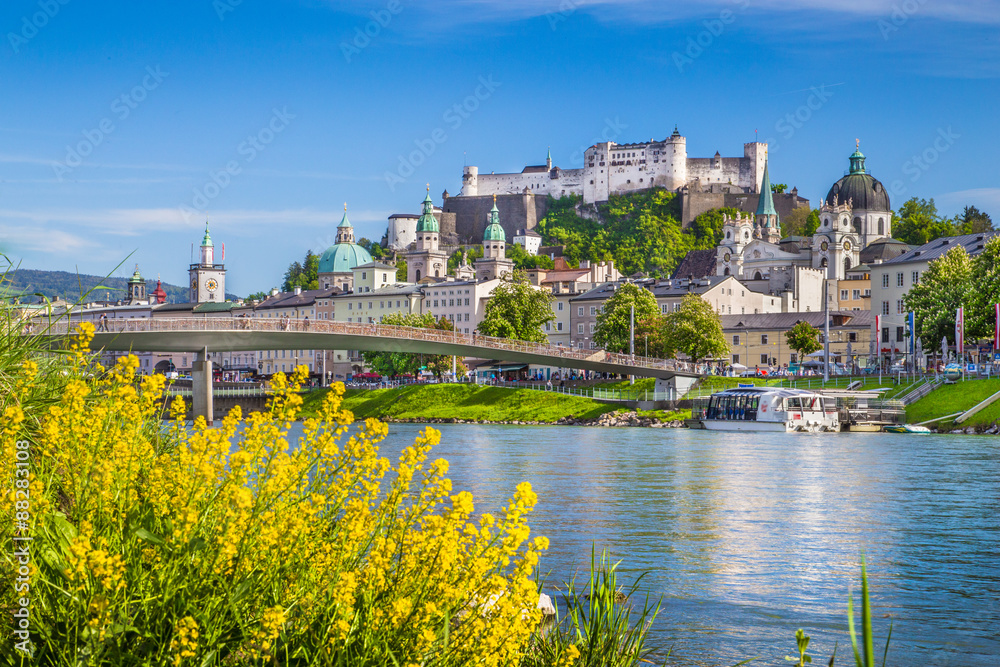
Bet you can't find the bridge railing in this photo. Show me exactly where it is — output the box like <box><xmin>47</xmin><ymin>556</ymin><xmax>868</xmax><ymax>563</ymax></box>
<box><xmin>44</xmin><ymin>317</ymin><xmax>701</xmax><ymax>376</ymax></box>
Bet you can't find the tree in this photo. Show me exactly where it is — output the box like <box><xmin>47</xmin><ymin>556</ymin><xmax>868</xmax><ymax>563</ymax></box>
<box><xmin>357</xmin><ymin>238</ymin><xmax>386</xmax><ymax>260</ymax></box>
<box><xmin>782</xmin><ymin>207</ymin><xmax>820</xmax><ymax>238</ymax></box>
<box><xmin>506</xmin><ymin>242</ymin><xmax>555</xmax><ymax>270</ymax></box>
<box><xmin>967</xmin><ymin>236</ymin><xmax>1000</xmax><ymax>339</ymax></box>
<box><xmin>477</xmin><ymin>271</ymin><xmax>554</xmax><ymax>343</ymax></box>
<box><xmin>689</xmin><ymin>207</ymin><xmax>743</xmax><ymax>249</ymax></box>
<box><xmin>282</xmin><ymin>250</ymin><xmax>319</xmax><ymax>291</ymax></box>
<box><xmin>593</xmin><ymin>282</ymin><xmax>659</xmax><ymax>353</ymax></box>
<box><xmin>785</xmin><ymin>320</ymin><xmax>821</xmax><ymax>362</ymax></box>
<box><xmin>771</xmin><ymin>183</ymin><xmax>788</xmax><ymax>194</ymax></box>
<box><xmin>954</xmin><ymin>205</ymin><xmax>994</xmax><ymax>235</ymax></box>
<box><xmin>893</xmin><ymin>198</ymin><xmax>955</xmax><ymax>246</ymax></box>
<box><xmin>245</xmin><ymin>291</ymin><xmax>270</xmax><ymax>303</ymax></box>
<box><xmin>903</xmin><ymin>245</ymin><xmax>974</xmax><ymax>349</ymax></box>
<box><xmin>395</xmin><ymin>257</ymin><xmax>407</xmax><ymax>282</ymax></box>
<box><xmin>447</xmin><ymin>246</ymin><xmax>483</xmax><ymax>273</ymax></box>
<box><xmin>660</xmin><ymin>293</ymin><xmax>728</xmax><ymax>364</ymax></box>
<box><xmin>361</xmin><ymin>313</ymin><xmax>458</xmax><ymax>378</ymax></box>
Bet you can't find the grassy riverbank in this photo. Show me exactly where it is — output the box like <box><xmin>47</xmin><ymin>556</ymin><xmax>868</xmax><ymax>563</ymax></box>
<box><xmin>906</xmin><ymin>378</ymin><xmax>1000</xmax><ymax>428</ymax></box>
<box><xmin>300</xmin><ymin>384</ymin><xmax>621</xmax><ymax>423</ymax></box>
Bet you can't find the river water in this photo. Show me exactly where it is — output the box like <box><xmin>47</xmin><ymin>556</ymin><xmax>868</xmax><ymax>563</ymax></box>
<box><xmin>284</xmin><ymin>423</ymin><xmax>999</xmax><ymax>666</ymax></box>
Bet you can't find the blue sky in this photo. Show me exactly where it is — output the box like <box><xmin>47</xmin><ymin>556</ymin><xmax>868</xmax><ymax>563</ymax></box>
<box><xmin>1</xmin><ymin>0</ymin><xmax>998</xmax><ymax>295</ymax></box>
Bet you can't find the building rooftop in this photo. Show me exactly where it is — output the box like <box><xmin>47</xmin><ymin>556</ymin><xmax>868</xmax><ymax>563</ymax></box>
<box><xmin>721</xmin><ymin>310</ymin><xmax>872</xmax><ymax>331</ymax></box>
<box><xmin>671</xmin><ymin>248</ymin><xmax>717</xmax><ymax>280</ymax></box>
<box><xmin>880</xmin><ymin>232</ymin><xmax>1000</xmax><ymax>266</ymax></box>
<box><xmin>355</xmin><ymin>261</ymin><xmax>398</xmax><ymax>271</ymax></box>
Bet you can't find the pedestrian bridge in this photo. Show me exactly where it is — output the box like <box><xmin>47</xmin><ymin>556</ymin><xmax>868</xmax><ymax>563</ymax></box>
<box><xmin>44</xmin><ymin>317</ymin><xmax>700</xmax><ymax>381</ymax></box>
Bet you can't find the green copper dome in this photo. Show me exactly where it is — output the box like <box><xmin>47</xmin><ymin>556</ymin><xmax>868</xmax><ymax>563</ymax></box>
<box><xmin>318</xmin><ymin>243</ymin><xmax>372</xmax><ymax>274</ymax></box>
<box><xmin>129</xmin><ymin>265</ymin><xmax>144</xmax><ymax>283</ymax></box>
<box><xmin>826</xmin><ymin>144</ymin><xmax>891</xmax><ymax>211</ymax></box>
<box><xmin>201</xmin><ymin>222</ymin><xmax>214</xmax><ymax>247</ymax></box>
<box><xmin>416</xmin><ymin>190</ymin><xmax>439</xmax><ymax>233</ymax></box>
<box><xmin>483</xmin><ymin>200</ymin><xmax>506</xmax><ymax>242</ymax></box>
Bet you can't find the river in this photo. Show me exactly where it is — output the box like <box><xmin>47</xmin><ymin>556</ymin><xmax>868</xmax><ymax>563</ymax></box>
<box><xmin>281</xmin><ymin>423</ymin><xmax>999</xmax><ymax>666</ymax></box>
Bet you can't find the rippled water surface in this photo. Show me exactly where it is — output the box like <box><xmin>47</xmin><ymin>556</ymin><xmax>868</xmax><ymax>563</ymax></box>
<box><xmin>289</xmin><ymin>423</ymin><xmax>1000</xmax><ymax>665</ymax></box>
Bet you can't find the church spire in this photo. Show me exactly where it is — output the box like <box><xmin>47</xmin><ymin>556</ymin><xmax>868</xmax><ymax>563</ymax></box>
<box><xmin>336</xmin><ymin>203</ymin><xmax>355</xmax><ymax>244</ymax></box>
<box><xmin>755</xmin><ymin>157</ymin><xmax>780</xmax><ymax>242</ymax></box>
<box><xmin>416</xmin><ymin>184</ymin><xmax>439</xmax><ymax>233</ymax></box>
<box><xmin>849</xmin><ymin>139</ymin><xmax>867</xmax><ymax>175</ymax></box>
<box><xmin>546</xmin><ymin>146</ymin><xmax>552</xmax><ymax>170</ymax></box>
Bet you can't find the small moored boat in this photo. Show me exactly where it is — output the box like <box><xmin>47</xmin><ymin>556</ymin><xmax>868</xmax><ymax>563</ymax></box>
<box><xmin>699</xmin><ymin>387</ymin><xmax>840</xmax><ymax>433</ymax></box>
<box><xmin>883</xmin><ymin>424</ymin><xmax>932</xmax><ymax>434</ymax></box>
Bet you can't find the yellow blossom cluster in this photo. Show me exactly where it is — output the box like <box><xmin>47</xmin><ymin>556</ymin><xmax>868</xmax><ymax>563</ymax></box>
<box><xmin>0</xmin><ymin>324</ymin><xmax>551</xmax><ymax>665</ymax></box>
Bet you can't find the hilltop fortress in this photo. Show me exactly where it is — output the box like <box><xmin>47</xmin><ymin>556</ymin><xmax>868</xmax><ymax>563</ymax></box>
<box><xmin>385</xmin><ymin>128</ymin><xmax>809</xmax><ymax>249</ymax></box>
<box><xmin>459</xmin><ymin>126</ymin><xmax>768</xmax><ymax>204</ymax></box>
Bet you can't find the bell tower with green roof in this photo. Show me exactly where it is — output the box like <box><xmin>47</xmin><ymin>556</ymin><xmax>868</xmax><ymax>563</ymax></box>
<box><xmin>406</xmin><ymin>186</ymin><xmax>449</xmax><ymax>283</ymax></box>
<box><xmin>475</xmin><ymin>195</ymin><xmax>514</xmax><ymax>282</ymax></box>
<box><xmin>189</xmin><ymin>220</ymin><xmax>226</xmax><ymax>303</ymax></box>
<box><xmin>127</xmin><ymin>264</ymin><xmax>147</xmax><ymax>304</ymax></box>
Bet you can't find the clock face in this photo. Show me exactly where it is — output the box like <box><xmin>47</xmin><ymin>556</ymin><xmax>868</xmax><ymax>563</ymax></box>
<box><xmin>206</xmin><ymin>279</ymin><xmax>219</xmax><ymax>292</ymax></box>
<box><xmin>821</xmin><ymin>241</ymin><xmax>829</xmax><ymax>251</ymax></box>
<box><xmin>724</xmin><ymin>252</ymin><xmax>731</xmax><ymax>262</ymax></box>
<box><xmin>844</xmin><ymin>240</ymin><xmax>852</xmax><ymax>251</ymax></box>
<box><xmin>191</xmin><ymin>277</ymin><xmax>198</xmax><ymax>289</ymax></box>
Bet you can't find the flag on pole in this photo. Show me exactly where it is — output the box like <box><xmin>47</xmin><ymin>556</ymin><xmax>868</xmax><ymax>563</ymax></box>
<box><xmin>875</xmin><ymin>314</ymin><xmax>881</xmax><ymax>353</ymax></box>
<box><xmin>995</xmin><ymin>303</ymin><xmax>999</xmax><ymax>351</ymax></box>
<box><xmin>222</xmin><ymin>242</ymin><xmax>225</xmax><ymax>262</ymax></box>
<box><xmin>956</xmin><ymin>306</ymin><xmax>965</xmax><ymax>362</ymax></box>
<box><xmin>908</xmin><ymin>311</ymin><xmax>915</xmax><ymax>356</ymax></box>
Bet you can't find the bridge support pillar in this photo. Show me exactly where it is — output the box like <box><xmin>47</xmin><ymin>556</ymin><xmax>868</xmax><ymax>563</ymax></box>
<box><xmin>192</xmin><ymin>348</ymin><xmax>214</xmax><ymax>426</ymax></box>
<box><xmin>656</xmin><ymin>376</ymin><xmax>698</xmax><ymax>401</ymax></box>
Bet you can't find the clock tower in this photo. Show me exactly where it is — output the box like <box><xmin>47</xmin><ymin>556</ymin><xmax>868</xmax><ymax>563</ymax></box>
<box><xmin>189</xmin><ymin>222</ymin><xmax>226</xmax><ymax>303</ymax></box>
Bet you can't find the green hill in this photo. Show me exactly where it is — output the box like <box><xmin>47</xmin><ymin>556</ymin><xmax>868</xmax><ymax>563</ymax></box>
<box><xmin>906</xmin><ymin>378</ymin><xmax>1000</xmax><ymax>428</ymax></box>
<box><xmin>5</xmin><ymin>269</ymin><xmax>238</xmax><ymax>304</ymax></box>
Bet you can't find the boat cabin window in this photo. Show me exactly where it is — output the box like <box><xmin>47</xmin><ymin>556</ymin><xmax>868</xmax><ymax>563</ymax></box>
<box><xmin>787</xmin><ymin>397</ymin><xmax>801</xmax><ymax>409</ymax></box>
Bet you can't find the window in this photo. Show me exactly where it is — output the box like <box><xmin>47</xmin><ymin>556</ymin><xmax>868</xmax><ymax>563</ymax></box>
<box><xmin>882</xmin><ymin>301</ymin><xmax>890</xmax><ymax>315</ymax></box>
<box><xmin>761</xmin><ymin>354</ymin><xmax>769</xmax><ymax>364</ymax></box>
<box><xmin>849</xmin><ymin>332</ymin><xmax>857</xmax><ymax>342</ymax></box>
<box><xmin>578</xmin><ymin>307</ymin><xmax>584</xmax><ymax>316</ymax></box>
<box><xmin>896</xmin><ymin>326</ymin><xmax>904</xmax><ymax>342</ymax></box>
<box><xmin>912</xmin><ymin>271</ymin><xmax>919</xmax><ymax>285</ymax></box>
<box><xmin>590</xmin><ymin>307</ymin><xmax>597</xmax><ymax>316</ymax></box>
<box><xmin>853</xmin><ymin>289</ymin><xmax>861</xmax><ymax>300</ymax></box>
<box><xmin>673</xmin><ymin>303</ymin><xmax>681</xmax><ymax>312</ymax></box>
<box><xmin>465</xmin><ymin>298</ymin><xmax>470</xmax><ymax>306</ymax></box>
<box><xmin>589</xmin><ymin>323</ymin><xmax>596</xmax><ymax>333</ymax></box>
<box><xmin>761</xmin><ymin>334</ymin><xmax>768</xmax><ymax>345</ymax></box>
<box><xmin>557</xmin><ymin>322</ymin><xmax>563</xmax><ymax>331</ymax></box>
<box><xmin>661</xmin><ymin>304</ymin><xmax>668</xmax><ymax>314</ymax></box>
<box><xmin>380</xmin><ymin>301</ymin><xmax>384</xmax><ymax>309</ymax></box>
<box><xmin>348</xmin><ymin>302</ymin><xmax>353</xmax><ymax>310</ymax></box>
<box><xmin>840</xmin><ymin>290</ymin><xmax>848</xmax><ymax>301</ymax></box>
<box><xmin>557</xmin><ymin>302</ymin><xmax>563</xmax><ymax>311</ymax></box>
<box><xmin>464</xmin><ymin>313</ymin><xmax>469</xmax><ymax>321</ymax></box>
<box><xmin>790</xmin><ymin>353</ymin><xmax>797</xmax><ymax>363</ymax></box>
<box><xmin>897</xmin><ymin>272</ymin><xmax>904</xmax><ymax>287</ymax></box>
<box><xmin>368</xmin><ymin>302</ymin><xmax>372</xmax><ymax>309</ymax></box>
<box><xmin>733</xmin><ymin>354</ymin><xmax>741</xmax><ymax>364</ymax></box>
<box><xmin>545</xmin><ymin>322</ymin><xmax>551</xmax><ymax>331</ymax></box>
<box><xmin>732</xmin><ymin>334</ymin><xmax>740</xmax><ymax>345</ymax></box>
<box><xmin>882</xmin><ymin>274</ymin><xmax>889</xmax><ymax>288</ymax></box>
<box><xmin>433</xmin><ymin>300</ymin><xmax>438</xmax><ymax>307</ymax></box>
<box><xmin>882</xmin><ymin>327</ymin><xmax>890</xmax><ymax>343</ymax></box>
<box><xmin>362</xmin><ymin>272</ymin><xmax>367</xmax><ymax>280</ymax></box>
<box><xmin>897</xmin><ymin>300</ymin><xmax>904</xmax><ymax>314</ymax></box>
<box><xmin>577</xmin><ymin>324</ymin><xmax>584</xmax><ymax>334</ymax></box>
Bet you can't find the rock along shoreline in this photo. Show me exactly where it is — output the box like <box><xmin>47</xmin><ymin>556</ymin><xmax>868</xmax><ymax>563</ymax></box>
<box><xmin>381</xmin><ymin>411</ymin><xmax>687</xmax><ymax>428</ymax></box>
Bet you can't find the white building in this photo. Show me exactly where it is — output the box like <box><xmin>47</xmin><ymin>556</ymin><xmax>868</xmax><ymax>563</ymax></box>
<box><xmin>459</xmin><ymin>131</ymin><xmax>766</xmax><ymax>204</ymax></box>
<box><xmin>513</xmin><ymin>228</ymin><xmax>542</xmax><ymax>256</ymax></box>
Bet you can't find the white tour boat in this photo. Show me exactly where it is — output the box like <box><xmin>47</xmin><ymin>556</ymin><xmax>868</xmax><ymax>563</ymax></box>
<box><xmin>699</xmin><ymin>387</ymin><xmax>841</xmax><ymax>432</ymax></box>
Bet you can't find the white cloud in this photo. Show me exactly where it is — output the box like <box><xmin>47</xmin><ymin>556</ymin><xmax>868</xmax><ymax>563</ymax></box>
<box><xmin>0</xmin><ymin>225</ymin><xmax>100</xmax><ymax>255</ymax></box>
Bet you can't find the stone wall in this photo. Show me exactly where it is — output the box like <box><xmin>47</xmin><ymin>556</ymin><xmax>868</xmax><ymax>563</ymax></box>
<box><xmin>442</xmin><ymin>192</ymin><xmax>550</xmax><ymax>244</ymax></box>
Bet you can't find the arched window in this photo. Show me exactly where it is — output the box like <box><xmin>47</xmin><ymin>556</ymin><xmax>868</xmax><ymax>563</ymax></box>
<box><xmin>878</xmin><ymin>218</ymin><xmax>884</xmax><ymax>235</ymax></box>
<box><xmin>853</xmin><ymin>217</ymin><xmax>862</xmax><ymax>234</ymax></box>
<box><xmin>844</xmin><ymin>257</ymin><xmax>852</xmax><ymax>273</ymax></box>
<box><xmin>820</xmin><ymin>258</ymin><xmax>828</xmax><ymax>268</ymax></box>
<box><xmin>415</xmin><ymin>269</ymin><xmax>421</xmax><ymax>281</ymax></box>
<box><xmin>723</xmin><ymin>267</ymin><xmax>730</xmax><ymax>276</ymax></box>
<box><xmin>753</xmin><ymin>271</ymin><xmax>763</xmax><ymax>280</ymax></box>
<box><xmin>435</xmin><ymin>270</ymin><xmax>440</xmax><ymax>277</ymax></box>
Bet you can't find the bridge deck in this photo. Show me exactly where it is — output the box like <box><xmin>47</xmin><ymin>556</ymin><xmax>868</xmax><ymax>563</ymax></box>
<box><xmin>41</xmin><ymin>317</ymin><xmax>700</xmax><ymax>380</ymax></box>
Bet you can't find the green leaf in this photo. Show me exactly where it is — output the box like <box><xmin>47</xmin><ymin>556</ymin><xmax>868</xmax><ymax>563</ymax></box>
<box><xmin>134</xmin><ymin>527</ymin><xmax>166</xmax><ymax>546</ymax></box>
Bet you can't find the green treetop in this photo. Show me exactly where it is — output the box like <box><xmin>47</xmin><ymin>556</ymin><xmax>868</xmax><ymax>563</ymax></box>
<box><xmin>476</xmin><ymin>271</ymin><xmax>554</xmax><ymax>343</ymax></box>
<box><xmin>660</xmin><ymin>293</ymin><xmax>728</xmax><ymax>364</ymax></box>
<box><xmin>892</xmin><ymin>198</ymin><xmax>955</xmax><ymax>246</ymax></box>
<box><xmin>593</xmin><ymin>282</ymin><xmax>659</xmax><ymax>354</ymax></box>
<box><xmin>970</xmin><ymin>236</ymin><xmax>1000</xmax><ymax>339</ymax></box>
<box><xmin>904</xmin><ymin>245</ymin><xmax>974</xmax><ymax>349</ymax></box>
<box><xmin>785</xmin><ymin>320</ymin><xmax>822</xmax><ymax>361</ymax></box>
<box><xmin>362</xmin><ymin>312</ymin><xmax>459</xmax><ymax>379</ymax></box>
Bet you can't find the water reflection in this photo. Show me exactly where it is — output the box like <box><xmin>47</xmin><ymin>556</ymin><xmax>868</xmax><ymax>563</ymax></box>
<box><xmin>278</xmin><ymin>422</ymin><xmax>999</xmax><ymax>666</ymax></box>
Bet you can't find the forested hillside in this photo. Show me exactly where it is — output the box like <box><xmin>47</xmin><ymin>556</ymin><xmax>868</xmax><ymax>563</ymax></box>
<box><xmin>5</xmin><ymin>269</ymin><xmax>237</xmax><ymax>304</ymax></box>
